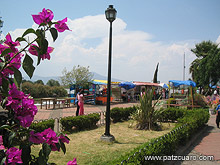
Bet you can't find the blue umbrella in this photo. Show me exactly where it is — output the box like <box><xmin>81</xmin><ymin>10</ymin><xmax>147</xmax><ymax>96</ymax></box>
<box><xmin>209</xmin><ymin>83</ymin><xmax>217</xmax><ymax>88</ymax></box>
<box><xmin>118</xmin><ymin>82</ymin><xmax>136</xmax><ymax>90</ymax></box>
<box><xmin>159</xmin><ymin>83</ymin><xmax>169</xmax><ymax>88</ymax></box>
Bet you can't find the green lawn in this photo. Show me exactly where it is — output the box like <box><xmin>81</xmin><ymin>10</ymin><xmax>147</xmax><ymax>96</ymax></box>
<box><xmin>32</xmin><ymin>121</ymin><xmax>175</xmax><ymax>165</ymax></box>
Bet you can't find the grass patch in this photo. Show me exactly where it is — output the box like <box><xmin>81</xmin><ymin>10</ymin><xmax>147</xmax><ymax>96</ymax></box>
<box><xmin>32</xmin><ymin>121</ymin><xmax>175</xmax><ymax>165</ymax></box>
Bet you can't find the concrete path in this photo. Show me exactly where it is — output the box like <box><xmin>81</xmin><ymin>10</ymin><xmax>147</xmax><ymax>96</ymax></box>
<box><xmin>34</xmin><ymin>102</ymin><xmax>139</xmax><ymax>121</ymax></box>
<box><xmin>175</xmin><ymin>114</ymin><xmax>220</xmax><ymax>165</ymax></box>
<box><xmin>35</xmin><ymin>103</ymin><xmax>220</xmax><ymax>164</ymax></box>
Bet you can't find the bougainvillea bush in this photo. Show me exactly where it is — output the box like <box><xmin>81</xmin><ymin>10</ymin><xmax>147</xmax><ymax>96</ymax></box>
<box><xmin>0</xmin><ymin>8</ymin><xmax>77</xmax><ymax>164</ymax></box>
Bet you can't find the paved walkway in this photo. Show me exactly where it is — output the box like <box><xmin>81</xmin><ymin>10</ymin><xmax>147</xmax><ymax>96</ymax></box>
<box><xmin>34</xmin><ymin>102</ymin><xmax>139</xmax><ymax>121</ymax></box>
<box><xmin>176</xmin><ymin>114</ymin><xmax>220</xmax><ymax>165</ymax></box>
<box><xmin>34</xmin><ymin>103</ymin><xmax>220</xmax><ymax>164</ymax></box>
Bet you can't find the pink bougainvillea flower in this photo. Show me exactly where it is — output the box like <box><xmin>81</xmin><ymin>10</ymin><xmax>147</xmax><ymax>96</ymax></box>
<box><xmin>29</xmin><ymin>131</ymin><xmax>45</xmax><ymax>144</ymax></box>
<box><xmin>6</xmin><ymin>147</ymin><xmax>23</xmax><ymax>164</ymax></box>
<box><xmin>28</xmin><ymin>44</ymin><xmax>38</xmax><ymax>56</ymax></box>
<box><xmin>17</xmin><ymin>115</ymin><xmax>34</xmax><ymax>128</ymax></box>
<box><xmin>41</xmin><ymin>46</ymin><xmax>54</xmax><ymax>60</ymax></box>
<box><xmin>67</xmin><ymin>158</ymin><xmax>77</xmax><ymax>165</ymax></box>
<box><xmin>0</xmin><ymin>44</ymin><xmax>8</xmax><ymax>54</ymax></box>
<box><xmin>28</xmin><ymin>44</ymin><xmax>54</xmax><ymax>60</ymax></box>
<box><xmin>0</xmin><ymin>136</ymin><xmax>5</xmax><ymax>150</ymax></box>
<box><xmin>40</xmin><ymin>128</ymin><xmax>60</xmax><ymax>151</ymax></box>
<box><xmin>8</xmin><ymin>83</ymin><xmax>24</xmax><ymax>100</ymax></box>
<box><xmin>32</xmin><ymin>8</ymin><xmax>54</xmax><ymax>25</ymax></box>
<box><xmin>6</xmin><ymin>83</ymin><xmax>38</xmax><ymax>128</ymax></box>
<box><xmin>4</xmin><ymin>33</ymin><xmax>20</xmax><ymax>52</ymax></box>
<box><xmin>55</xmin><ymin>17</ymin><xmax>71</xmax><ymax>32</ymax></box>
<box><xmin>41</xmin><ymin>128</ymin><xmax>59</xmax><ymax>144</ymax></box>
<box><xmin>59</xmin><ymin>134</ymin><xmax>69</xmax><ymax>144</ymax></box>
<box><xmin>1</xmin><ymin>52</ymin><xmax>23</xmax><ymax>79</ymax></box>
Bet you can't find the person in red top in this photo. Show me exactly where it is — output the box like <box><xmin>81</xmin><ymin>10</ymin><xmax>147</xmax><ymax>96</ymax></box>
<box><xmin>181</xmin><ymin>88</ymin><xmax>184</xmax><ymax>95</ymax></box>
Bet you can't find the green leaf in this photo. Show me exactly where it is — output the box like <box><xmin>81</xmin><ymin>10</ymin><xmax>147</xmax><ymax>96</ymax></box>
<box><xmin>37</xmin><ymin>39</ymin><xmax>48</xmax><ymax>66</ymax></box>
<box><xmin>50</xmin><ymin>28</ymin><xmax>58</xmax><ymax>42</ymax></box>
<box><xmin>22</xmin><ymin>28</ymin><xmax>36</xmax><ymax>38</ymax></box>
<box><xmin>8</xmin><ymin>132</ymin><xmax>16</xmax><ymax>146</ymax></box>
<box><xmin>38</xmin><ymin>22</ymin><xmax>47</xmax><ymax>28</ymax></box>
<box><xmin>0</xmin><ymin>58</ymin><xmax>4</xmax><ymax>69</ymax></box>
<box><xmin>22</xmin><ymin>54</ymin><xmax>35</xmax><ymax>78</ymax></box>
<box><xmin>20</xmin><ymin>144</ymin><xmax>31</xmax><ymax>164</ymax></box>
<box><xmin>38</xmin><ymin>149</ymin><xmax>47</xmax><ymax>165</ymax></box>
<box><xmin>42</xmin><ymin>39</ymin><xmax>48</xmax><ymax>55</ymax></box>
<box><xmin>0</xmin><ymin>125</ymin><xmax>11</xmax><ymax>130</ymax></box>
<box><xmin>1</xmin><ymin>48</ymin><xmax>12</xmax><ymax>57</ymax></box>
<box><xmin>37</xmin><ymin>54</ymin><xmax>41</xmax><ymax>66</ymax></box>
<box><xmin>16</xmin><ymin>37</ymin><xmax>27</xmax><ymax>42</ymax></box>
<box><xmin>42</xmin><ymin>143</ymin><xmax>51</xmax><ymax>158</ymax></box>
<box><xmin>1</xmin><ymin>157</ymin><xmax>6</xmax><ymax>165</ymax></box>
<box><xmin>13</xmin><ymin>68</ymin><xmax>22</xmax><ymax>88</ymax></box>
<box><xmin>2</xmin><ymin>78</ymin><xmax>9</xmax><ymax>96</ymax></box>
<box><xmin>59</xmin><ymin>140</ymin><xmax>66</xmax><ymax>154</ymax></box>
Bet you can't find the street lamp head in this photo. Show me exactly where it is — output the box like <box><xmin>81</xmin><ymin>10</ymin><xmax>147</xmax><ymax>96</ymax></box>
<box><xmin>105</xmin><ymin>5</ymin><xmax>117</xmax><ymax>22</ymax></box>
<box><xmin>0</xmin><ymin>17</ymin><xmax>3</xmax><ymax>28</ymax></box>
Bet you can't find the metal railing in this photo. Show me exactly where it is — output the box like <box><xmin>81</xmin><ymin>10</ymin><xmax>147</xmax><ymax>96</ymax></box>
<box><xmin>33</xmin><ymin>111</ymin><xmax>106</xmax><ymax>133</ymax></box>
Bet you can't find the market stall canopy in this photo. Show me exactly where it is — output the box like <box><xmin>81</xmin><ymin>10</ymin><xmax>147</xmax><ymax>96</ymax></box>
<box><xmin>118</xmin><ymin>82</ymin><xmax>136</xmax><ymax>90</ymax></box>
<box><xmin>169</xmin><ymin>80</ymin><xmax>196</xmax><ymax>87</ymax></box>
<box><xmin>133</xmin><ymin>81</ymin><xmax>161</xmax><ymax>87</ymax></box>
<box><xmin>93</xmin><ymin>79</ymin><xmax>120</xmax><ymax>85</ymax></box>
<box><xmin>93</xmin><ymin>79</ymin><xmax>107</xmax><ymax>85</ymax></box>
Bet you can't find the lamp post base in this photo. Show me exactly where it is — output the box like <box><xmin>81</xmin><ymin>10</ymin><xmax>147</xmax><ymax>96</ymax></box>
<box><xmin>100</xmin><ymin>134</ymin><xmax>115</xmax><ymax>142</ymax></box>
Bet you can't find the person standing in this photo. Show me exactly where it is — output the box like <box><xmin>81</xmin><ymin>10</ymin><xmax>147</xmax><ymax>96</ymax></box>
<box><xmin>75</xmin><ymin>89</ymin><xmax>82</xmax><ymax>116</ymax></box>
<box><xmin>216</xmin><ymin>101</ymin><xmax>220</xmax><ymax>128</ymax></box>
<box><xmin>78</xmin><ymin>89</ymin><xmax>84</xmax><ymax>116</ymax></box>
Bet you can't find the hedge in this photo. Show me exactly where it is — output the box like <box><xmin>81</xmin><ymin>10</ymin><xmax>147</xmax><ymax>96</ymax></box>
<box><xmin>60</xmin><ymin>113</ymin><xmax>100</xmax><ymax>132</ymax></box>
<box><xmin>109</xmin><ymin>108</ymin><xmax>210</xmax><ymax>165</ymax></box>
<box><xmin>158</xmin><ymin>107</ymin><xmax>186</xmax><ymax>122</ymax></box>
<box><xmin>110</xmin><ymin>106</ymin><xmax>137</xmax><ymax>123</ymax></box>
<box><xmin>30</xmin><ymin>119</ymin><xmax>55</xmax><ymax>133</ymax></box>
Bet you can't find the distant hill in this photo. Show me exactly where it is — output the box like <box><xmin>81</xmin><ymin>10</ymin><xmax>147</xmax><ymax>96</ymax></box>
<box><xmin>92</xmin><ymin>72</ymin><xmax>123</xmax><ymax>82</ymax></box>
<box><xmin>23</xmin><ymin>72</ymin><xmax>123</xmax><ymax>84</ymax></box>
<box><xmin>23</xmin><ymin>75</ymin><xmax>59</xmax><ymax>84</ymax></box>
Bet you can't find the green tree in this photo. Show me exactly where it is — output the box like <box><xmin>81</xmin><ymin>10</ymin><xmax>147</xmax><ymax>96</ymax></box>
<box><xmin>47</xmin><ymin>79</ymin><xmax>60</xmax><ymax>87</ymax></box>
<box><xmin>34</xmin><ymin>80</ymin><xmax>44</xmax><ymax>85</ymax></box>
<box><xmin>60</xmin><ymin>65</ymin><xmax>94</xmax><ymax>88</ymax></box>
<box><xmin>190</xmin><ymin>41</ymin><xmax>220</xmax><ymax>87</ymax></box>
<box><xmin>22</xmin><ymin>82</ymin><xmax>36</xmax><ymax>96</ymax></box>
<box><xmin>50</xmin><ymin>86</ymin><xmax>67</xmax><ymax>97</ymax></box>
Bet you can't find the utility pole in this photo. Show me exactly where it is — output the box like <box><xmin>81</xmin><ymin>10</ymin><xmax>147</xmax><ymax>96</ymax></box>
<box><xmin>183</xmin><ymin>53</ymin><xmax>185</xmax><ymax>81</ymax></box>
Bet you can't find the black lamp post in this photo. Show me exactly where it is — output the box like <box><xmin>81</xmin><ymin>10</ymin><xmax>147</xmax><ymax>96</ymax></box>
<box><xmin>100</xmin><ymin>5</ymin><xmax>117</xmax><ymax>142</ymax></box>
<box><xmin>0</xmin><ymin>17</ymin><xmax>3</xmax><ymax>35</ymax></box>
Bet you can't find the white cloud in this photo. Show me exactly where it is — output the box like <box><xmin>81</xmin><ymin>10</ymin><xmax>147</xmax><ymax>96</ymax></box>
<box><xmin>216</xmin><ymin>35</ymin><xmax>220</xmax><ymax>45</ymax></box>
<box><xmin>5</xmin><ymin>14</ymin><xmax>198</xmax><ymax>83</ymax></box>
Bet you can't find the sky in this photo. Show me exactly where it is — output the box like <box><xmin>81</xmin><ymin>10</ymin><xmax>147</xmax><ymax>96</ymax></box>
<box><xmin>1</xmin><ymin>0</ymin><xmax>220</xmax><ymax>83</ymax></box>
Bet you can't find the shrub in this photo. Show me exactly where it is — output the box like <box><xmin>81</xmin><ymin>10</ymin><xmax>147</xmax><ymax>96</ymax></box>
<box><xmin>131</xmin><ymin>88</ymin><xmax>163</xmax><ymax>130</ymax></box>
<box><xmin>60</xmin><ymin>113</ymin><xmax>100</xmax><ymax>132</ymax></box>
<box><xmin>192</xmin><ymin>94</ymin><xmax>208</xmax><ymax>107</ymax></box>
<box><xmin>110</xmin><ymin>106</ymin><xmax>137</xmax><ymax>123</ymax></box>
<box><xmin>159</xmin><ymin>108</ymin><xmax>186</xmax><ymax>122</ymax></box>
<box><xmin>29</xmin><ymin>119</ymin><xmax>55</xmax><ymax>133</ymax></box>
<box><xmin>110</xmin><ymin>108</ymin><xmax>210</xmax><ymax>165</ymax></box>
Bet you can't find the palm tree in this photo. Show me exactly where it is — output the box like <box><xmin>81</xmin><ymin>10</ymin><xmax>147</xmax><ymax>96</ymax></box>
<box><xmin>190</xmin><ymin>41</ymin><xmax>220</xmax><ymax>87</ymax></box>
